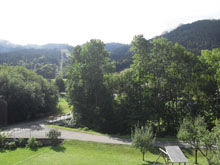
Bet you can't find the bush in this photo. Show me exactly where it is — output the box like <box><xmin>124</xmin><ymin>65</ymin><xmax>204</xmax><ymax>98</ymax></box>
<box><xmin>37</xmin><ymin>141</ymin><xmax>44</xmax><ymax>147</ymax></box>
<box><xmin>18</xmin><ymin>138</ymin><xmax>26</xmax><ymax>147</ymax></box>
<box><xmin>64</xmin><ymin>118</ymin><xmax>77</xmax><ymax>128</ymax></box>
<box><xmin>27</xmin><ymin>137</ymin><xmax>38</xmax><ymax>149</ymax></box>
<box><xmin>0</xmin><ymin>132</ymin><xmax>6</xmax><ymax>148</ymax></box>
<box><xmin>46</xmin><ymin>129</ymin><xmax>61</xmax><ymax>146</ymax></box>
<box><xmin>82</xmin><ymin>127</ymin><xmax>89</xmax><ymax>131</ymax></box>
<box><xmin>6</xmin><ymin>141</ymin><xmax>16</xmax><ymax>150</ymax></box>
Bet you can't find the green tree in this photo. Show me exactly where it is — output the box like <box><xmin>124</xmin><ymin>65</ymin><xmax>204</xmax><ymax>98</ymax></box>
<box><xmin>35</xmin><ymin>64</ymin><xmax>57</xmax><ymax>79</ymax></box>
<box><xmin>178</xmin><ymin>116</ymin><xmax>216</xmax><ymax>165</ymax></box>
<box><xmin>67</xmin><ymin>40</ymin><xmax>114</xmax><ymax>132</ymax></box>
<box><xmin>0</xmin><ymin>65</ymin><xmax>58</xmax><ymax>123</ymax></box>
<box><xmin>55</xmin><ymin>75</ymin><xmax>65</xmax><ymax>92</ymax></box>
<box><xmin>130</xmin><ymin>36</ymin><xmax>200</xmax><ymax>135</ymax></box>
<box><xmin>210</xmin><ymin>121</ymin><xmax>220</xmax><ymax>164</ymax></box>
<box><xmin>131</xmin><ymin>123</ymin><xmax>155</xmax><ymax>161</ymax></box>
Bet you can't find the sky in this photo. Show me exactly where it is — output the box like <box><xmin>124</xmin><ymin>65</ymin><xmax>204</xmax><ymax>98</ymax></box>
<box><xmin>0</xmin><ymin>0</ymin><xmax>220</xmax><ymax>46</ymax></box>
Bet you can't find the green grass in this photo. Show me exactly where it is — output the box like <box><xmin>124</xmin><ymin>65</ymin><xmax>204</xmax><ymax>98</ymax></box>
<box><xmin>46</xmin><ymin>125</ymin><xmax>178</xmax><ymax>142</ymax></box>
<box><xmin>156</xmin><ymin>136</ymin><xmax>178</xmax><ymax>141</ymax></box>
<box><xmin>56</xmin><ymin>97</ymin><xmax>72</xmax><ymax>115</ymax></box>
<box><xmin>46</xmin><ymin>124</ymin><xmax>109</xmax><ymax>136</ymax></box>
<box><xmin>0</xmin><ymin>140</ymin><xmax>208</xmax><ymax>165</ymax></box>
<box><xmin>46</xmin><ymin>125</ymin><xmax>131</xmax><ymax>140</ymax></box>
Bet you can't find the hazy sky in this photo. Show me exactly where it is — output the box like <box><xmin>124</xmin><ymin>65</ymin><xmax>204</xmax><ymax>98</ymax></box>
<box><xmin>0</xmin><ymin>0</ymin><xmax>220</xmax><ymax>46</ymax></box>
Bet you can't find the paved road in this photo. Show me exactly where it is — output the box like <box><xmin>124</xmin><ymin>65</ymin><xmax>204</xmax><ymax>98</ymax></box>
<box><xmin>1</xmin><ymin>115</ymin><xmax>131</xmax><ymax>145</ymax></box>
<box><xmin>1</xmin><ymin>115</ymin><xmax>187</xmax><ymax>147</ymax></box>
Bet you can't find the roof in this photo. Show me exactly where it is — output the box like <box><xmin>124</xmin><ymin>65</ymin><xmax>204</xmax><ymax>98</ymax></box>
<box><xmin>165</xmin><ymin>146</ymin><xmax>188</xmax><ymax>163</ymax></box>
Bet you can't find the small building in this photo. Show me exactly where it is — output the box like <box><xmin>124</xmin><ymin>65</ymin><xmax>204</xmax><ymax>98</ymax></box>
<box><xmin>0</xmin><ymin>96</ymin><xmax>7</xmax><ymax>126</ymax></box>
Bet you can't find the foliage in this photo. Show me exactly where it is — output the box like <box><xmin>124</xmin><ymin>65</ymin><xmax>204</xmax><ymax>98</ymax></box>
<box><xmin>105</xmin><ymin>43</ymin><xmax>133</xmax><ymax>71</ymax></box>
<box><xmin>35</xmin><ymin>64</ymin><xmax>57</xmax><ymax>79</ymax></box>
<box><xmin>55</xmin><ymin>75</ymin><xmax>65</xmax><ymax>92</ymax></box>
<box><xmin>64</xmin><ymin>117</ymin><xmax>78</xmax><ymax>128</ymax></box>
<box><xmin>0</xmin><ymin>65</ymin><xmax>58</xmax><ymax>123</ymax></box>
<box><xmin>5</xmin><ymin>141</ymin><xmax>16</xmax><ymax>150</ymax></box>
<box><xmin>162</xmin><ymin>19</ymin><xmax>220</xmax><ymax>55</ymax></box>
<box><xmin>56</xmin><ymin>97</ymin><xmax>72</xmax><ymax>115</ymax></box>
<box><xmin>210</xmin><ymin>121</ymin><xmax>220</xmax><ymax>164</ymax></box>
<box><xmin>46</xmin><ymin>129</ymin><xmax>61</xmax><ymax>146</ymax></box>
<box><xmin>0</xmin><ymin>44</ymin><xmax>73</xmax><ymax>79</ymax></box>
<box><xmin>131</xmin><ymin>123</ymin><xmax>155</xmax><ymax>161</ymax></box>
<box><xmin>0</xmin><ymin>131</ymin><xmax>6</xmax><ymax>148</ymax></box>
<box><xmin>18</xmin><ymin>138</ymin><xmax>26</xmax><ymax>147</ymax></box>
<box><xmin>65</xmin><ymin>36</ymin><xmax>220</xmax><ymax>135</ymax></box>
<box><xmin>67</xmin><ymin>39</ymin><xmax>114</xmax><ymax>132</ymax></box>
<box><xmin>27</xmin><ymin>137</ymin><xmax>38</xmax><ymax>149</ymax></box>
<box><xmin>178</xmin><ymin>116</ymin><xmax>216</xmax><ymax>165</ymax></box>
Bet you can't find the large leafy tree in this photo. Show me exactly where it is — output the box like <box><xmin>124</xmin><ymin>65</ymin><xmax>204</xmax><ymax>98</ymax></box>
<box><xmin>67</xmin><ymin>40</ymin><xmax>114</xmax><ymax>132</ymax></box>
<box><xmin>130</xmin><ymin>36</ymin><xmax>200</xmax><ymax>135</ymax></box>
<box><xmin>0</xmin><ymin>65</ymin><xmax>58</xmax><ymax>123</ymax></box>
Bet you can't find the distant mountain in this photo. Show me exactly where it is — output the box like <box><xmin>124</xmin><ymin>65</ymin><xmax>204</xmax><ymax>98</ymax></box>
<box><xmin>162</xmin><ymin>19</ymin><xmax>220</xmax><ymax>55</ymax></box>
<box><xmin>0</xmin><ymin>40</ymin><xmax>73</xmax><ymax>52</ymax></box>
<box><xmin>0</xmin><ymin>41</ymin><xmax>73</xmax><ymax>78</ymax></box>
<box><xmin>2</xmin><ymin>19</ymin><xmax>220</xmax><ymax>74</ymax></box>
<box><xmin>0</xmin><ymin>40</ymin><xmax>23</xmax><ymax>53</ymax></box>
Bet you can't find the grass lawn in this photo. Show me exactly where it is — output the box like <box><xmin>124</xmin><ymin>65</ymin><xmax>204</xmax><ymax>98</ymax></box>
<box><xmin>46</xmin><ymin>125</ymin><xmax>178</xmax><ymax>142</ymax></box>
<box><xmin>0</xmin><ymin>140</ymin><xmax>208</xmax><ymax>165</ymax></box>
<box><xmin>46</xmin><ymin>124</ymin><xmax>110</xmax><ymax>136</ymax></box>
<box><xmin>56</xmin><ymin>97</ymin><xmax>72</xmax><ymax>115</ymax></box>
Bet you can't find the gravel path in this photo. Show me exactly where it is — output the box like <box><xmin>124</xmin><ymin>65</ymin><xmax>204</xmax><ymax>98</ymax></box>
<box><xmin>1</xmin><ymin>115</ymin><xmax>131</xmax><ymax>145</ymax></box>
<box><xmin>1</xmin><ymin>115</ymin><xmax>188</xmax><ymax>147</ymax></box>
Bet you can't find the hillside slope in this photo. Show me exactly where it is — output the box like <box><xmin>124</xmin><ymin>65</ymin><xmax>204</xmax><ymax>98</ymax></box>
<box><xmin>162</xmin><ymin>19</ymin><xmax>220</xmax><ymax>55</ymax></box>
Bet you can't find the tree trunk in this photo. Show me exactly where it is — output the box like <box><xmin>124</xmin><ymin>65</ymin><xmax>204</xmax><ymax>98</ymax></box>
<box><xmin>206</xmin><ymin>158</ymin><xmax>212</xmax><ymax>165</ymax></box>
<box><xmin>195</xmin><ymin>149</ymin><xmax>198</xmax><ymax>165</ymax></box>
<box><xmin>143</xmin><ymin>152</ymin><xmax>145</xmax><ymax>161</ymax></box>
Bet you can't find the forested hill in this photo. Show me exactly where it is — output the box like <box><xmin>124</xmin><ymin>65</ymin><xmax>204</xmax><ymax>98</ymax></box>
<box><xmin>105</xmin><ymin>19</ymin><xmax>220</xmax><ymax>70</ymax></box>
<box><xmin>105</xmin><ymin>43</ymin><xmax>133</xmax><ymax>71</ymax></box>
<box><xmin>0</xmin><ymin>42</ymin><xmax>73</xmax><ymax>79</ymax></box>
<box><xmin>162</xmin><ymin>19</ymin><xmax>220</xmax><ymax>55</ymax></box>
<box><xmin>1</xmin><ymin>19</ymin><xmax>220</xmax><ymax>75</ymax></box>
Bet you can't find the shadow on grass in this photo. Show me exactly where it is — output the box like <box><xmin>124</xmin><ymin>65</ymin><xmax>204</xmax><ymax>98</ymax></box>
<box><xmin>149</xmin><ymin>147</ymin><xmax>160</xmax><ymax>155</ymax></box>
<box><xmin>141</xmin><ymin>161</ymin><xmax>163</xmax><ymax>165</ymax></box>
<box><xmin>0</xmin><ymin>148</ymin><xmax>6</xmax><ymax>153</ymax></box>
<box><xmin>29</xmin><ymin>147</ymin><xmax>38</xmax><ymax>152</ymax></box>
<box><xmin>183</xmin><ymin>148</ymin><xmax>193</xmax><ymax>156</ymax></box>
<box><xmin>50</xmin><ymin>145</ymin><xmax>66</xmax><ymax>152</ymax></box>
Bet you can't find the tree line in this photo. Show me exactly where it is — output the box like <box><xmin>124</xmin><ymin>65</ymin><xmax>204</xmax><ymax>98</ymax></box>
<box><xmin>0</xmin><ymin>65</ymin><xmax>58</xmax><ymax>123</ymax></box>
<box><xmin>67</xmin><ymin>36</ymin><xmax>220</xmax><ymax>135</ymax></box>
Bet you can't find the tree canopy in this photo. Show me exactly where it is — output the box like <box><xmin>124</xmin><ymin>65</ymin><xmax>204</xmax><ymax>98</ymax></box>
<box><xmin>0</xmin><ymin>65</ymin><xmax>58</xmax><ymax>123</ymax></box>
<box><xmin>67</xmin><ymin>40</ymin><xmax>114</xmax><ymax>132</ymax></box>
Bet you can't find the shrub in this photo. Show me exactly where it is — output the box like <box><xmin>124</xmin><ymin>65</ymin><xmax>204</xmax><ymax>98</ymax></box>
<box><xmin>37</xmin><ymin>141</ymin><xmax>44</xmax><ymax>147</ymax></box>
<box><xmin>18</xmin><ymin>138</ymin><xmax>26</xmax><ymax>147</ymax></box>
<box><xmin>46</xmin><ymin>129</ymin><xmax>61</xmax><ymax>146</ymax></box>
<box><xmin>0</xmin><ymin>132</ymin><xmax>6</xmax><ymax>148</ymax></box>
<box><xmin>82</xmin><ymin>127</ymin><xmax>89</xmax><ymax>131</ymax></box>
<box><xmin>6</xmin><ymin>141</ymin><xmax>16</xmax><ymax>150</ymax></box>
<box><xmin>64</xmin><ymin>118</ymin><xmax>77</xmax><ymax>128</ymax></box>
<box><xmin>27</xmin><ymin>137</ymin><xmax>38</xmax><ymax>149</ymax></box>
